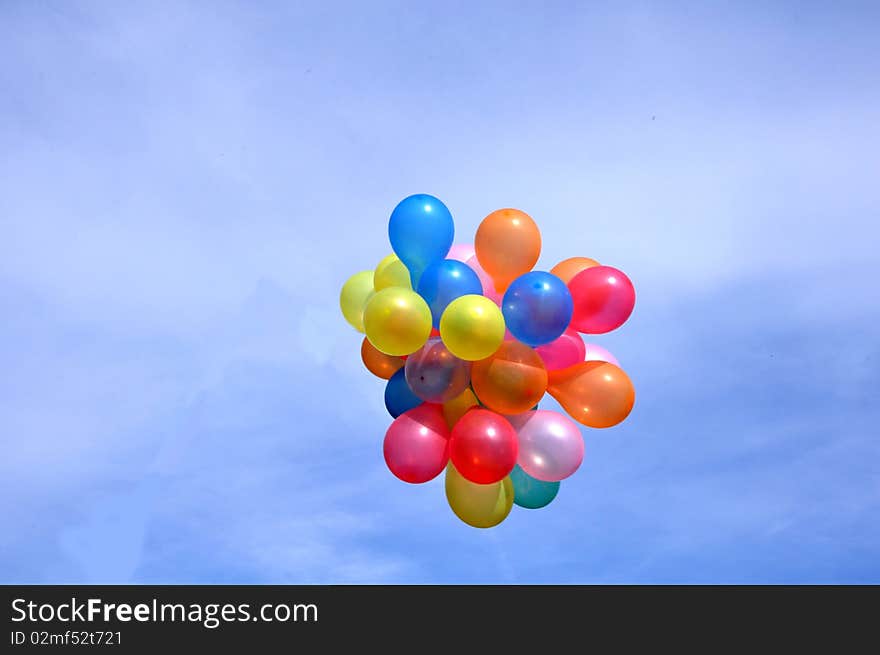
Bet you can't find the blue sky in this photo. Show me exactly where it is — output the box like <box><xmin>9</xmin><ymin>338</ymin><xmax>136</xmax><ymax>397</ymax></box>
<box><xmin>2</xmin><ymin>1</ymin><xmax>878</xmax><ymax>583</ymax></box>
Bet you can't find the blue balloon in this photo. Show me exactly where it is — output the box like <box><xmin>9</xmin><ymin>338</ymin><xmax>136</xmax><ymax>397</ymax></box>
<box><xmin>502</xmin><ymin>271</ymin><xmax>573</xmax><ymax>346</ymax></box>
<box><xmin>509</xmin><ymin>464</ymin><xmax>560</xmax><ymax>509</ymax></box>
<box><xmin>389</xmin><ymin>194</ymin><xmax>455</xmax><ymax>289</ymax></box>
<box><xmin>417</xmin><ymin>259</ymin><xmax>483</xmax><ymax>327</ymax></box>
<box><xmin>384</xmin><ymin>368</ymin><xmax>422</xmax><ymax>418</ymax></box>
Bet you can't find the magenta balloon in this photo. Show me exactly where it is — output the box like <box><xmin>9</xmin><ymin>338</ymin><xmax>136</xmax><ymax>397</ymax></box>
<box><xmin>383</xmin><ymin>404</ymin><xmax>450</xmax><ymax>483</ymax></box>
<box><xmin>535</xmin><ymin>328</ymin><xmax>586</xmax><ymax>370</ymax></box>
<box><xmin>510</xmin><ymin>409</ymin><xmax>584</xmax><ymax>482</ymax></box>
<box><xmin>465</xmin><ymin>254</ymin><xmax>502</xmax><ymax>305</ymax></box>
<box><xmin>568</xmin><ymin>265</ymin><xmax>635</xmax><ymax>334</ymax></box>
<box><xmin>583</xmin><ymin>342</ymin><xmax>620</xmax><ymax>367</ymax></box>
<box><xmin>447</xmin><ymin>243</ymin><xmax>476</xmax><ymax>262</ymax></box>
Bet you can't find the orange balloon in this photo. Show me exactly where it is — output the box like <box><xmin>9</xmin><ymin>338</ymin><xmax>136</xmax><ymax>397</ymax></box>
<box><xmin>474</xmin><ymin>208</ymin><xmax>541</xmax><ymax>294</ymax></box>
<box><xmin>471</xmin><ymin>341</ymin><xmax>548</xmax><ymax>415</ymax></box>
<box><xmin>547</xmin><ymin>361</ymin><xmax>635</xmax><ymax>428</ymax></box>
<box><xmin>442</xmin><ymin>387</ymin><xmax>480</xmax><ymax>429</ymax></box>
<box><xmin>550</xmin><ymin>256</ymin><xmax>600</xmax><ymax>284</ymax></box>
<box><xmin>361</xmin><ymin>337</ymin><xmax>404</xmax><ymax>379</ymax></box>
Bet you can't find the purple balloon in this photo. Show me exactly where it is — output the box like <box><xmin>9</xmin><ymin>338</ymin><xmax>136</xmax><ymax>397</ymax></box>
<box><xmin>508</xmin><ymin>409</ymin><xmax>584</xmax><ymax>482</ymax></box>
<box><xmin>583</xmin><ymin>343</ymin><xmax>619</xmax><ymax>367</ymax></box>
<box><xmin>405</xmin><ymin>338</ymin><xmax>471</xmax><ymax>403</ymax></box>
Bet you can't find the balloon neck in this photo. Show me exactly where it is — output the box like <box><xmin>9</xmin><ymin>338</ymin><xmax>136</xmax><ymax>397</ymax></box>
<box><xmin>546</xmin><ymin>363</ymin><xmax>580</xmax><ymax>385</ymax></box>
<box><xmin>409</xmin><ymin>268</ymin><xmax>422</xmax><ymax>290</ymax></box>
<box><xmin>492</xmin><ymin>278</ymin><xmax>509</xmax><ymax>295</ymax></box>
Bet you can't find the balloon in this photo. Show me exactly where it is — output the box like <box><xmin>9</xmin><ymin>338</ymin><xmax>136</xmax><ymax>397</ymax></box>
<box><xmin>465</xmin><ymin>255</ymin><xmax>502</xmax><ymax>305</ymax></box>
<box><xmin>361</xmin><ymin>337</ymin><xmax>405</xmax><ymax>379</ymax></box>
<box><xmin>509</xmin><ymin>464</ymin><xmax>559</xmax><ymax>509</ymax></box>
<box><xmin>339</xmin><ymin>270</ymin><xmax>375</xmax><ymax>332</ymax></box>
<box><xmin>465</xmin><ymin>257</ymin><xmax>514</xmax><ymax>341</ymax></box>
<box><xmin>568</xmin><ymin>265</ymin><xmax>635</xmax><ymax>334</ymax></box>
<box><xmin>442</xmin><ymin>387</ymin><xmax>479</xmax><ymax>429</ymax></box>
<box><xmin>447</xmin><ymin>243</ymin><xmax>475</xmax><ymax>262</ymax></box>
<box><xmin>502</xmin><ymin>271</ymin><xmax>573</xmax><ymax>346</ymax></box>
<box><xmin>509</xmin><ymin>410</ymin><xmax>584</xmax><ymax>481</ymax></box>
<box><xmin>474</xmin><ymin>208</ymin><xmax>541</xmax><ymax>294</ymax></box>
<box><xmin>388</xmin><ymin>194</ymin><xmax>454</xmax><ymax>288</ymax></box>
<box><xmin>583</xmin><ymin>342</ymin><xmax>620</xmax><ymax>367</ymax></box>
<box><xmin>404</xmin><ymin>338</ymin><xmax>471</xmax><ymax>403</ymax></box>
<box><xmin>445</xmin><ymin>463</ymin><xmax>514</xmax><ymax>528</ymax></box>
<box><xmin>535</xmin><ymin>328</ymin><xmax>585</xmax><ymax>371</ymax></box>
<box><xmin>339</xmin><ymin>195</ymin><xmax>637</xmax><ymax>528</ymax></box>
<box><xmin>417</xmin><ymin>259</ymin><xmax>483</xmax><ymax>328</ymax></box>
<box><xmin>547</xmin><ymin>361</ymin><xmax>635</xmax><ymax>428</ymax></box>
<box><xmin>439</xmin><ymin>294</ymin><xmax>505</xmax><ymax>361</ymax></box>
<box><xmin>384</xmin><ymin>368</ymin><xmax>422</xmax><ymax>418</ymax></box>
<box><xmin>470</xmin><ymin>340</ymin><xmax>547</xmax><ymax>415</ymax></box>
<box><xmin>374</xmin><ymin>253</ymin><xmax>412</xmax><ymax>290</ymax></box>
<box><xmin>449</xmin><ymin>408</ymin><xmax>518</xmax><ymax>484</ymax></box>
<box><xmin>550</xmin><ymin>256</ymin><xmax>600</xmax><ymax>284</ymax></box>
<box><xmin>384</xmin><ymin>404</ymin><xmax>450</xmax><ymax>483</ymax></box>
<box><xmin>363</xmin><ymin>287</ymin><xmax>432</xmax><ymax>356</ymax></box>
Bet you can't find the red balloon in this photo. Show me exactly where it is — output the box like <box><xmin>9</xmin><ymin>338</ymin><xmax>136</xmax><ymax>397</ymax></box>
<box><xmin>449</xmin><ymin>409</ymin><xmax>518</xmax><ymax>484</ymax></box>
<box><xmin>568</xmin><ymin>265</ymin><xmax>635</xmax><ymax>334</ymax></box>
<box><xmin>383</xmin><ymin>404</ymin><xmax>450</xmax><ymax>483</ymax></box>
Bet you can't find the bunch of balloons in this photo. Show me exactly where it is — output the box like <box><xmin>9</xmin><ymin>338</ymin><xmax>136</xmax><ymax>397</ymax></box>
<box><xmin>340</xmin><ymin>194</ymin><xmax>636</xmax><ymax>528</ymax></box>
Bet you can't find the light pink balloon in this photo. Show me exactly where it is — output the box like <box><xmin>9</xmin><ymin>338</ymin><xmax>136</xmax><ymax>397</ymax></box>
<box><xmin>535</xmin><ymin>329</ymin><xmax>586</xmax><ymax>370</ymax></box>
<box><xmin>383</xmin><ymin>404</ymin><xmax>450</xmax><ymax>484</ymax></box>
<box><xmin>465</xmin><ymin>255</ymin><xmax>503</xmax><ymax>305</ymax></box>
<box><xmin>509</xmin><ymin>410</ymin><xmax>584</xmax><ymax>482</ymax></box>
<box><xmin>447</xmin><ymin>243</ymin><xmax>476</xmax><ymax>262</ymax></box>
<box><xmin>583</xmin><ymin>343</ymin><xmax>620</xmax><ymax>367</ymax></box>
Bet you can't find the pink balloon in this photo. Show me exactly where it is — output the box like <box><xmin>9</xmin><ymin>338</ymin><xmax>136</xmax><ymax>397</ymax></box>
<box><xmin>509</xmin><ymin>409</ymin><xmax>584</xmax><ymax>482</ymax></box>
<box><xmin>583</xmin><ymin>343</ymin><xmax>619</xmax><ymax>367</ymax></box>
<box><xmin>568</xmin><ymin>265</ymin><xmax>635</xmax><ymax>334</ymax></box>
<box><xmin>447</xmin><ymin>243</ymin><xmax>476</xmax><ymax>262</ymax></box>
<box><xmin>535</xmin><ymin>329</ymin><xmax>586</xmax><ymax>370</ymax></box>
<box><xmin>383</xmin><ymin>404</ymin><xmax>450</xmax><ymax>483</ymax></box>
<box><xmin>465</xmin><ymin>255</ymin><xmax>503</xmax><ymax>305</ymax></box>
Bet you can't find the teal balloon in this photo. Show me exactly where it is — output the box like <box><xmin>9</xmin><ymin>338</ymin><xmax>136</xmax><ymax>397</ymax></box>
<box><xmin>509</xmin><ymin>465</ymin><xmax>559</xmax><ymax>509</ymax></box>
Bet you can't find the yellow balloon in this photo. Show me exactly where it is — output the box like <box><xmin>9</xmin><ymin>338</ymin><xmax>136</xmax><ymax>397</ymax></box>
<box><xmin>374</xmin><ymin>254</ymin><xmax>412</xmax><ymax>291</ymax></box>
<box><xmin>339</xmin><ymin>270</ymin><xmax>375</xmax><ymax>333</ymax></box>
<box><xmin>442</xmin><ymin>387</ymin><xmax>479</xmax><ymax>429</ymax></box>
<box><xmin>445</xmin><ymin>463</ymin><xmax>514</xmax><ymax>529</ymax></box>
<box><xmin>363</xmin><ymin>287</ymin><xmax>432</xmax><ymax>356</ymax></box>
<box><xmin>439</xmin><ymin>295</ymin><xmax>505</xmax><ymax>361</ymax></box>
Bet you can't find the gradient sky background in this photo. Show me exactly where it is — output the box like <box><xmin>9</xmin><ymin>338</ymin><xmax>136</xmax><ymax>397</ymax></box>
<box><xmin>2</xmin><ymin>1</ymin><xmax>878</xmax><ymax>583</ymax></box>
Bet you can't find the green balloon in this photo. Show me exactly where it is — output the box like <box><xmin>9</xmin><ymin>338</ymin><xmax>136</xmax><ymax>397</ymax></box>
<box><xmin>509</xmin><ymin>465</ymin><xmax>559</xmax><ymax>509</ymax></box>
